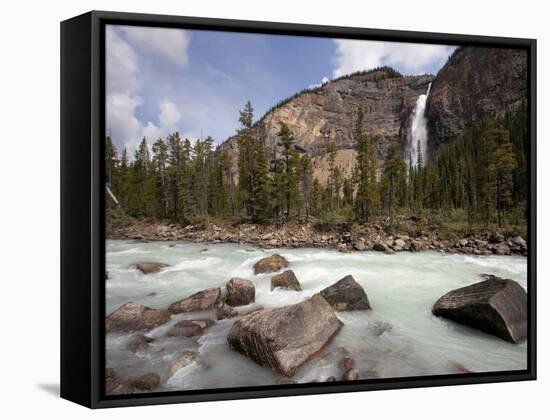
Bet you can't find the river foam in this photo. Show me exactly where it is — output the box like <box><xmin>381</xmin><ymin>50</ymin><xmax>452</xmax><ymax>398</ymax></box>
<box><xmin>106</xmin><ymin>240</ymin><xmax>527</xmax><ymax>391</ymax></box>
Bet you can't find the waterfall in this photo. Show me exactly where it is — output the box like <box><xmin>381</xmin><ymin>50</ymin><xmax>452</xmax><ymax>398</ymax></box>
<box><xmin>407</xmin><ymin>83</ymin><xmax>431</xmax><ymax>170</ymax></box>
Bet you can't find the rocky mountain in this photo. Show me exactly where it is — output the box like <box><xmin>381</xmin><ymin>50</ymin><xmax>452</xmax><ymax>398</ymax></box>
<box><xmin>221</xmin><ymin>68</ymin><xmax>433</xmax><ymax>183</ymax></box>
<box><xmin>220</xmin><ymin>47</ymin><xmax>527</xmax><ymax>184</ymax></box>
<box><xmin>426</xmin><ymin>46</ymin><xmax>528</xmax><ymax>148</ymax></box>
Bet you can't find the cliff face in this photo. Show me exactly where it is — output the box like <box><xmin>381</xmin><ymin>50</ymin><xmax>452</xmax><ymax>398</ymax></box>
<box><xmin>220</xmin><ymin>48</ymin><xmax>527</xmax><ymax>185</ymax></box>
<box><xmin>221</xmin><ymin>70</ymin><xmax>433</xmax><ymax>183</ymax></box>
<box><xmin>426</xmin><ymin>47</ymin><xmax>528</xmax><ymax>148</ymax></box>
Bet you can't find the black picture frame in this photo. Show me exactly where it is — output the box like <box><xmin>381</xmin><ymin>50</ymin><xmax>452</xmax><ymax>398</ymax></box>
<box><xmin>60</xmin><ymin>10</ymin><xmax>537</xmax><ymax>409</ymax></box>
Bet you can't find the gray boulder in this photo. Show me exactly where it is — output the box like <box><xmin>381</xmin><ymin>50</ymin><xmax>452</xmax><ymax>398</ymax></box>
<box><xmin>106</xmin><ymin>302</ymin><xmax>171</xmax><ymax>333</ymax></box>
<box><xmin>227</xmin><ymin>294</ymin><xmax>343</xmax><ymax>377</ymax></box>
<box><xmin>253</xmin><ymin>254</ymin><xmax>289</xmax><ymax>274</ymax></box>
<box><xmin>318</xmin><ymin>275</ymin><xmax>371</xmax><ymax>311</ymax></box>
<box><xmin>216</xmin><ymin>303</ymin><xmax>238</xmax><ymax>320</ymax></box>
<box><xmin>432</xmin><ymin>276</ymin><xmax>527</xmax><ymax>343</ymax></box>
<box><xmin>271</xmin><ymin>270</ymin><xmax>302</xmax><ymax>291</ymax></box>
<box><xmin>165</xmin><ymin>319</ymin><xmax>214</xmax><ymax>337</ymax></box>
<box><xmin>135</xmin><ymin>262</ymin><xmax>168</xmax><ymax>274</ymax></box>
<box><xmin>168</xmin><ymin>288</ymin><xmax>221</xmax><ymax>314</ymax></box>
<box><xmin>225</xmin><ymin>278</ymin><xmax>255</xmax><ymax>306</ymax></box>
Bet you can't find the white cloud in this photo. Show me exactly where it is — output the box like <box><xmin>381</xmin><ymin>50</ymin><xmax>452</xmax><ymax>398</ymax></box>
<box><xmin>106</xmin><ymin>25</ymin><xmax>188</xmax><ymax>153</ymax></box>
<box><xmin>122</xmin><ymin>26</ymin><xmax>190</xmax><ymax>67</ymax></box>
<box><xmin>106</xmin><ymin>93</ymin><xmax>143</xmax><ymax>154</ymax></box>
<box><xmin>308</xmin><ymin>76</ymin><xmax>330</xmax><ymax>89</ymax></box>
<box><xmin>332</xmin><ymin>39</ymin><xmax>454</xmax><ymax>77</ymax></box>
<box><xmin>141</xmin><ymin>100</ymin><xmax>182</xmax><ymax>142</ymax></box>
<box><xmin>159</xmin><ymin>100</ymin><xmax>181</xmax><ymax>132</ymax></box>
<box><xmin>106</xmin><ymin>27</ymin><xmax>139</xmax><ymax>95</ymax></box>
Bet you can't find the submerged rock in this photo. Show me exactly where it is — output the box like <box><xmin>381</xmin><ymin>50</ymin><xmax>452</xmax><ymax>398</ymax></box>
<box><xmin>319</xmin><ymin>275</ymin><xmax>371</xmax><ymax>311</ymax></box>
<box><xmin>253</xmin><ymin>254</ymin><xmax>289</xmax><ymax>274</ymax></box>
<box><xmin>341</xmin><ymin>368</ymin><xmax>359</xmax><ymax>381</ymax></box>
<box><xmin>127</xmin><ymin>334</ymin><xmax>155</xmax><ymax>353</ymax></box>
<box><xmin>166</xmin><ymin>319</ymin><xmax>214</xmax><ymax>337</ymax></box>
<box><xmin>106</xmin><ymin>302</ymin><xmax>171</xmax><ymax>333</ymax></box>
<box><xmin>227</xmin><ymin>294</ymin><xmax>343</xmax><ymax>377</ymax></box>
<box><xmin>169</xmin><ymin>351</ymin><xmax>199</xmax><ymax>376</ymax></box>
<box><xmin>216</xmin><ymin>303</ymin><xmax>238</xmax><ymax>320</ymax></box>
<box><xmin>225</xmin><ymin>278</ymin><xmax>255</xmax><ymax>306</ymax></box>
<box><xmin>168</xmin><ymin>288</ymin><xmax>221</xmax><ymax>314</ymax></box>
<box><xmin>105</xmin><ymin>369</ymin><xmax>160</xmax><ymax>394</ymax></box>
<box><xmin>432</xmin><ymin>276</ymin><xmax>527</xmax><ymax>343</ymax></box>
<box><xmin>271</xmin><ymin>270</ymin><xmax>302</xmax><ymax>291</ymax></box>
<box><xmin>341</xmin><ymin>356</ymin><xmax>355</xmax><ymax>371</ymax></box>
<box><xmin>130</xmin><ymin>372</ymin><xmax>161</xmax><ymax>391</ymax></box>
<box><xmin>135</xmin><ymin>262</ymin><xmax>168</xmax><ymax>274</ymax></box>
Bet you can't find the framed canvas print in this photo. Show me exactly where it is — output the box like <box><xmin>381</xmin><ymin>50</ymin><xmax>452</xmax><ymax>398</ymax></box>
<box><xmin>60</xmin><ymin>10</ymin><xmax>536</xmax><ymax>408</ymax></box>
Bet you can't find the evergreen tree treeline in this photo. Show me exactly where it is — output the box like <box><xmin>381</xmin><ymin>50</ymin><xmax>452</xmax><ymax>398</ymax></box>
<box><xmin>106</xmin><ymin>101</ymin><xmax>528</xmax><ymax>229</ymax></box>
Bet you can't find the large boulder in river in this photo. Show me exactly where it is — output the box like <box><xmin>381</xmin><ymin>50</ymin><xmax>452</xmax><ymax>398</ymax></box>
<box><xmin>168</xmin><ymin>288</ymin><xmax>221</xmax><ymax>314</ymax></box>
<box><xmin>225</xmin><ymin>278</ymin><xmax>255</xmax><ymax>306</ymax></box>
<box><xmin>253</xmin><ymin>254</ymin><xmax>289</xmax><ymax>274</ymax></box>
<box><xmin>271</xmin><ymin>270</ymin><xmax>302</xmax><ymax>291</ymax></box>
<box><xmin>135</xmin><ymin>262</ymin><xmax>168</xmax><ymax>274</ymax></box>
<box><xmin>432</xmin><ymin>276</ymin><xmax>527</xmax><ymax>343</ymax></box>
<box><xmin>319</xmin><ymin>275</ymin><xmax>371</xmax><ymax>311</ymax></box>
<box><xmin>227</xmin><ymin>294</ymin><xmax>343</xmax><ymax>377</ymax></box>
<box><xmin>106</xmin><ymin>302</ymin><xmax>171</xmax><ymax>332</ymax></box>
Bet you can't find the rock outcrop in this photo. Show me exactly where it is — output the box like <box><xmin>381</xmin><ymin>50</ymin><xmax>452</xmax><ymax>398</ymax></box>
<box><xmin>106</xmin><ymin>302</ymin><xmax>171</xmax><ymax>333</ymax></box>
<box><xmin>227</xmin><ymin>294</ymin><xmax>343</xmax><ymax>377</ymax></box>
<box><xmin>271</xmin><ymin>270</ymin><xmax>302</xmax><ymax>291</ymax></box>
<box><xmin>126</xmin><ymin>334</ymin><xmax>155</xmax><ymax>353</ymax></box>
<box><xmin>253</xmin><ymin>254</ymin><xmax>289</xmax><ymax>274</ymax></box>
<box><xmin>135</xmin><ymin>262</ymin><xmax>168</xmax><ymax>274</ymax></box>
<box><xmin>319</xmin><ymin>275</ymin><xmax>371</xmax><ymax>311</ymax></box>
<box><xmin>165</xmin><ymin>319</ymin><xmax>214</xmax><ymax>337</ymax></box>
<box><xmin>221</xmin><ymin>69</ymin><xmax>433</xmax><ymax>184</ymax></box>
<box><xmin>169</xmin><ymin>351</ymin><xmax>199</xmax><ymax>376</ymax></box>
<box><xmin>426</xmin><ymin>47</ymin><xmax>528</xmax><ymax>148</ymax></box>
<box><xmin>168</xmin><ymin>288</ymin><xmax>221</xmax><ymax>314</ymax></box>
<box><xmin>216</xmin><ymin>303</ymin><xmax>239</xmax><ymax>320</ymax></box>
<box><xmin>432</xmin><ymin>276</ymin><xmax>527</xmax><ymax>343</ymax></box>
<box><xmin>225</xmin><ymin>278</ymin><xmax>255</xmax><ymax>306</ymax></box>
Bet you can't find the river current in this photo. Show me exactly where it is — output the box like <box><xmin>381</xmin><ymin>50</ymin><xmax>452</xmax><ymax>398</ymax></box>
<box><xmin>106</xmin><ymin>240</ymin><xmax>527</xmax><ymax>391</ymax></box>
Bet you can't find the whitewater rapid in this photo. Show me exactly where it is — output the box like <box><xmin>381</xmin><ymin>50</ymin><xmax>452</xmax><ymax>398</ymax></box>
<box><xmin>106</xmin><ymin>240</ymin><xmax>527</xmax><ymax>391</ymax></box>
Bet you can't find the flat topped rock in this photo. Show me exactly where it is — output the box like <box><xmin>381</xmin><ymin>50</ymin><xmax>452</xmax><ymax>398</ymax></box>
<box><xmin>168</xmin><ymin>288</ymin><xmax>221</xmax><ymax>314</ymax></box>
<box><xmin>106</xmin><ymin>302</ymin><xmax>171</xmax><ymax>333</ymax></box>
<box><xmin>135</xmin><ymin>262</ymin><xmax>168</xmax><ymax>274</ymax></box>
<box><xmin>227</xmin><ymin>294</ymin><xmax>343</xmax><ymax>377</ymax></box>
<box><xmin>166</xmin><ymin>319</ymin><xmax>215</xmax><ymax>337</ymax></box>
<box><xmin>432</xmin><ymin>276</ymin><xmax>527</xmax><ymax>343</ymax></box>
<box><xmin>319</xmin><ymin>275</ymin><xmax>371</xmax><ymax>311</ymax></box>
<box><xmin>271</xmin><ymin>270</ymin><xmax>302</xmax><ymax>291</ymax></box>
<box><xmin>253</xmin><ymin>254</ymin><xmax>289</xmax><ymax>274</ymax></box>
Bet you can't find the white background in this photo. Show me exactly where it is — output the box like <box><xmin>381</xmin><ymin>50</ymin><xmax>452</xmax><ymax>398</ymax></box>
<box><xmin>0</xmin><ymin>0</ymin><xmax>547</xmax><ymax>418</ymax></box>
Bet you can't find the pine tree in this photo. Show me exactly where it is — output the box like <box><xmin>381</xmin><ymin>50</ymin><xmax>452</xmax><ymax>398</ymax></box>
<box><xmin>278</xmin><ymin>123</ymin><xmax>299</xmax><ymax>218</ymax></box>
<box><xmin>152</xmin><ymin>138</ymin><xmax>169</xmax><ymax>217</ymax></box>
<box><xmin>298</xmin><ymin>154</ymin><xmax>314</xmax><ymax>222</ymax></box>
<box><xmin>237</xmin><ymin>101</ymin><xmax>256</xmax><ymax>218</ymax></box>
<box><xmin>489</xmin><ymin>129</ymin><xmax>517</xmax><ymax>227</ymax></box>
<box><xmin>381</xmin><ymin>143</ymin><xmax>406</xmax><ymax>222</ymax></box>
<box><xmin>354</xmin><ymin>131</ymin><xmax>379</xmax><ymax>223</ymax></box>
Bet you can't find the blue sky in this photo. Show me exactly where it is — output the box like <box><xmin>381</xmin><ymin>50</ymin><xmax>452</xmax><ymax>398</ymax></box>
<box><xmin>106</xmin><ymin>24</ymin><xmax>455</xmax><ymax>155</ymax></box>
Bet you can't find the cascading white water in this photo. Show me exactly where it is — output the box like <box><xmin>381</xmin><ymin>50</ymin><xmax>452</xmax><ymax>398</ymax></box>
<box><xmin>106</xmin><ymin>240</ymin><xmax>527</xmax><ymax>391</ymax></box>
<box><xmin>407</xmin><ymin>83</ymin><xmax>431</xmax><ymax>170</ymax></box>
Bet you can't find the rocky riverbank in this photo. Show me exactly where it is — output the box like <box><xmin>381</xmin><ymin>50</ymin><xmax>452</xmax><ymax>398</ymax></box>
<box><xmin>107</xmin><ymin>218</ymin><xmax>528</xmax><ymax>257</ymax></box>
